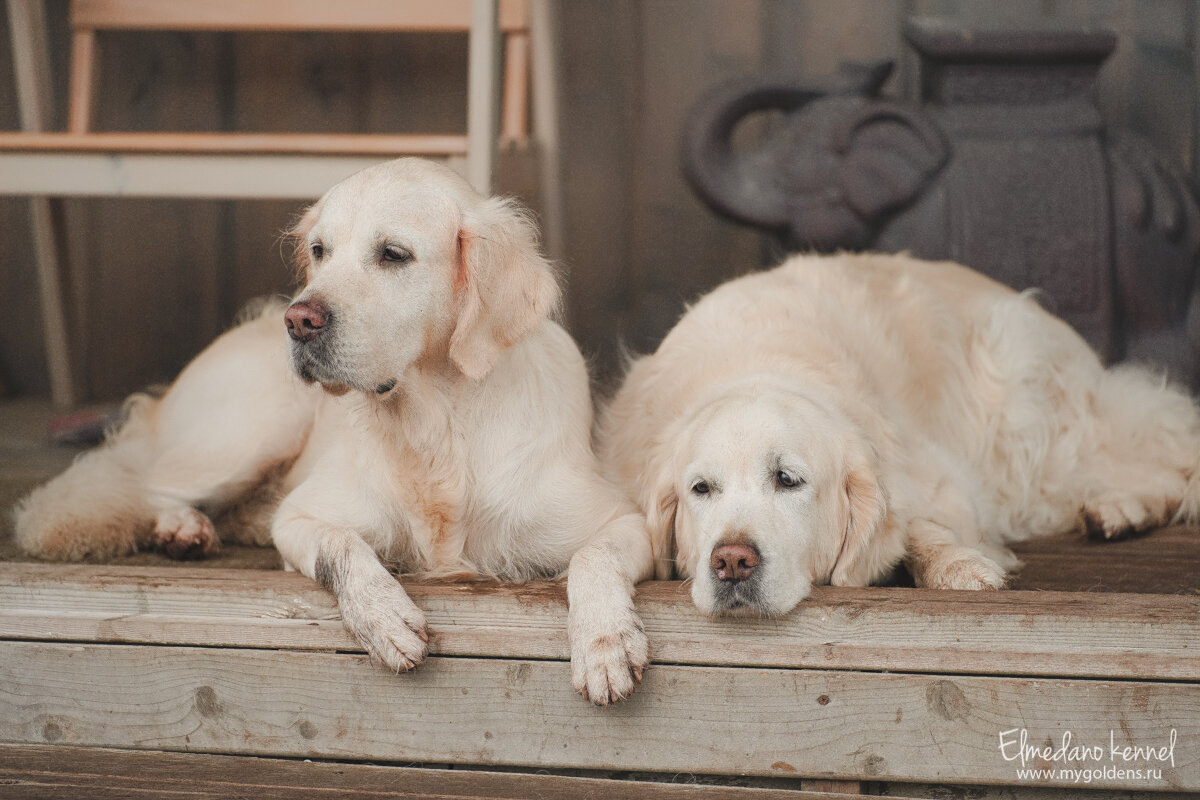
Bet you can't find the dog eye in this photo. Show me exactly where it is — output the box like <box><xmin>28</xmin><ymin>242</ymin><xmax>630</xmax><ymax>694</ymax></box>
<box><xmin>382</xmin><ymin>245</ymin><xmax>413</xmax><ymax>264</ymax></box>
<box><xmin>310</xmin><ymin>242</ymin><xmax>324</xmax><ymax>260</ymax></box>
<box><xmin>691</xmin><ymin>479</ymin><xmax>711</xmax><ymax>496</ymax></box>
<box><xmin>776</xmin><ymin>470</ymin><xmax>803</xmax><ymax>490</ymax></box>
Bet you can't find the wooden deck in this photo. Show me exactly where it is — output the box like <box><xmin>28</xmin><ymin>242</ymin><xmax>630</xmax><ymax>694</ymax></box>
<box><xmin>1</xmin><ymin>399</ymin><xmax>1198</xmax><ymax>797</ymax></box>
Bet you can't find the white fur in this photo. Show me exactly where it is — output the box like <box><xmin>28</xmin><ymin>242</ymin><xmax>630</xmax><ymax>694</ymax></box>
<box><xmin>14</xmin><ymin>158</ymin><xmax>652</xmax><ymax>702</ymax></box>
<box><xmin>600</xmin><ymin>252</ymin><xmax>1200</xmax><ymax>619</ymax></box>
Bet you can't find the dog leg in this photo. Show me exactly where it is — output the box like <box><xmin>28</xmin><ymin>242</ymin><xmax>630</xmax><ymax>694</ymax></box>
<box><xmin>14</xmin><ymin>396</ymin><xmax>159</xmax><ymax>560</ymax></box>
<box><xmin>904</xmin><ymin>519</ymin><xmax>1008</xmax><ymax>590</ymax></box>
<box><xmin>1072</xmin><ymin>366</ymin><xmax>1200</xmax><ymax>539</ymax></box>
<box><xmin>567</xmin><ymin>510</ymin><xmax>655</xmax><ymax>706</ymax></box>
<box><xmin>273</xmin><ymin>508</ymin><xmax>429</xmax><ymax>672</ymax></box>
<box><xmin>153</xmin><ymin>506</ymin><xmax>220</xmax><ymax>559</ymax></box>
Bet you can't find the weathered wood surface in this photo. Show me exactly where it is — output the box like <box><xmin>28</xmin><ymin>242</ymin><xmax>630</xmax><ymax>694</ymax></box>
<box><xmin>0</xmin><ymin>640</ymin><xmax>1195</xmax><ymax>789</ymax></box>
<box><xmin>0</xmin><ymin>743</ymin><xmax>872</xmax><ymax>800</ymax></box>
<box><xmin>1008</xmin><ymin>527</ymin><xmax>1200</xmax><ymax>594</ymax></box>
<box><xmin>72</xmin><ymin>0</ymin><xmax>532</xmax><ymax>33</ymax></box>
<box><xmin>1</xmin><ymin>563</ymin><xmax>1198</xmax><ymax>680</ymax></box>
<box><xmin>0</xmin><ymin>132</ymin><xmax>471</xmax><ymax>154</ymax></box>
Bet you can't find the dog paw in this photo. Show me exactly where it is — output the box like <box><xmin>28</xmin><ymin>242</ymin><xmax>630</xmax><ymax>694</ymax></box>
<box><xmin>154</xmin><ymin>507</ymin><xmax>219</xmax><ymax>560</ymax></box>
<box><xmin>921</xmin><ymin>552</ymin><xmax>1006</xmax><ymax>590</ymax></box>
<box><xmin>1081</xmin><ymin>494</ymin><xmax>1161</xmax><ymax>540</ymax></box>
<box><xmin>569</xmin><ymin>609</ymin><xmax>649</xmax><ymax>706</ymax></box>
<box><xmin>340</xmin><ymin>575</ymin><xmax>429</xmax><ymax>673</ymax></box>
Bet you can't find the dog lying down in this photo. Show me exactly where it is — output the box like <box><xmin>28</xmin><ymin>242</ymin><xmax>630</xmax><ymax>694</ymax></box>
<box><xmin>600</xmin><ymin>252</ymin><xmax>1200</xmax><ymax>619</ymax></box>
<box><xmin>14</xmin><ymin>158</ymin><xmax>654</xmax><ymax>703</ymax></box>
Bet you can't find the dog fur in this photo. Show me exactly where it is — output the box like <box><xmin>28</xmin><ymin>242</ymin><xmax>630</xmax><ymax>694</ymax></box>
<box><xmin>14</xmin><ymin>158</ymin><xmax>653</xmax><ymax>702</ymax></box>
<box><xmin>599</xmin><ymin>252</ymin><xmax>1200</xmax><ymax>620</ymax></box>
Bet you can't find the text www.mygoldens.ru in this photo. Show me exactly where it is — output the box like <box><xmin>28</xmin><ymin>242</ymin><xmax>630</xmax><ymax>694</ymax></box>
<box><xmin>999</xmin><ymin>728</ymin><xmax>1178</xmax><ymax>784</ymax></box>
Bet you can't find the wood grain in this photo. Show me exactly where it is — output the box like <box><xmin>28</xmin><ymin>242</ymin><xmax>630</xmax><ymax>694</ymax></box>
<box><xmin>72</xmin><ymin>0</ymin><xmax>531</xmax><ymax>33</ymax></box>
<box><xmin>0</xmin><ymin>132</ymin><xmax>471</xmax><ymax>154</ymax></box>
<box><xmin>0</xmin><ymin>641</ymin><xmax>1195</xmax><ymax>789</ymax></box>
<box><xmin>1</xmin><ymin>564</ymin><xmax>1197</xmax><ymax>680</ymax></box>
<box><xmin>0</xmin><ymin>743</ymin><xmax>882</xmax><ymax>800</ymax></box>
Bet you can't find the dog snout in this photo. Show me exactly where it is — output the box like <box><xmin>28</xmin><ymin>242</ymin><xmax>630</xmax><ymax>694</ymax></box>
<box><xmin>285</xmin><ymin>299</ymin><xmax>330</xmax><ymax>343</ymax></box>
<box><xmin>710</xmin><ymin>542</ymin><xmax>760</xmax><ymax>582</ymax></box>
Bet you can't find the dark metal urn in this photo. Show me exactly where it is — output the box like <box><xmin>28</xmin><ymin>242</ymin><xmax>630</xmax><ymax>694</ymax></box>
<box><xmin>683</xmin><ymin>17</ymin><xmax>1200</xmax><ymax>387</ymax></box>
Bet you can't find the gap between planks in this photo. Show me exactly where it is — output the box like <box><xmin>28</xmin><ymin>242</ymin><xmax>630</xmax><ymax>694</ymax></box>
<box><xmin>1</xmin><ymin>641</ymin><xmax>1196</xmax><ymax>790</ymax></box>
<box><xmin>0</xmin><ymin>563</ymin><xmax>1197</xmax><ymax>680</ymax></box>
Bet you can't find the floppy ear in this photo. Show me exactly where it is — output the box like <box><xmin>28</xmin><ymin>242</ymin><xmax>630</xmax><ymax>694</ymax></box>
<box><xmin>286</xmin><ymin>200</ymin><xmax>324</xmax><ymax>283</ymax></box>
<box><xmin>830</xmin><ymin>443</ymin><xmax>887</xmax><ymax>586</ymax></box>
<box><xmin>641</xmin><ymin>469</ymin><xmax>680</xmax><ymax>581</ymax></box>
<box><xmin>449</xmin><ymin>197</ymin><xmax>561</xmax><ymax>380</ymax></box>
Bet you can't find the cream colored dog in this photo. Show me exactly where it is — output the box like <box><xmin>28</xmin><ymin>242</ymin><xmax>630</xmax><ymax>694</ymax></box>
<box><xmin>601</xmin><ymin>252</ymin><xmax>1200</xmax><ymax>620</ymax></box>
<box><xmin>14</xmin><ymin>158</ymin><xmax>652</xmax><ymax>700</ymax></box>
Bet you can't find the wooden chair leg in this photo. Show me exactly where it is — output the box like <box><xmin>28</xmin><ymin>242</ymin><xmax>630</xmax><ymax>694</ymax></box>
<box><xmin>467</xmin><ymin>0</ymin><xmax>499</xmax><ymax>195</ymax></box>
<box><xmin>29</xmin><ymin>196</ymin><xmax>76</xmax><ymax>408</ymax></box>
<box><xmin>8</xmin><ymin>0</ymin><xmax>77</xmax><ymax>406</ymax></box>
<box><xmin>68</xmin><ymin>29</ymin><xmax>98</xmax><ymax>133</ymax></box>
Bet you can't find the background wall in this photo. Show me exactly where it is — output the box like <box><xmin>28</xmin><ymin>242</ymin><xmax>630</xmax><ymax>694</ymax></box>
<box><xmin>2</xmin><ymin>0</ymin><xmax>1198</xmax><ymax>401</ymax></box>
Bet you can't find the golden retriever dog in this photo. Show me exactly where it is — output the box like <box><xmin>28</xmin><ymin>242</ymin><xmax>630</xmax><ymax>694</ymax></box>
<box><xmin>14</xmin><ymin>158</ymin><xmax>653</xmax><ymax>698</ymax></box>
<box><xmin>600</xmin><ymin>252</ymin><xmax>1200</xmax><ymax>621</ymax></box>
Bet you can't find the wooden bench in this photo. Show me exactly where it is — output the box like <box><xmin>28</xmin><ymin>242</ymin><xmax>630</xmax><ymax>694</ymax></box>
<box><xmin>1</xmin><ymin>548</ymin><xmax>1197</xmax><ymax>798</ymax></box>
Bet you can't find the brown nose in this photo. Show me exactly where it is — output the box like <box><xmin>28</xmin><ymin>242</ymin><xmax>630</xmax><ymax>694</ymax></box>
<box><xmin>285</xmin><ymin>300</ymin><xmax>329</xmax><ymax>343</ymax></box>
<box><xmin>710</xmin><ymin>543</ymin><xmax>760</xmax><ymax>582</ymax></box>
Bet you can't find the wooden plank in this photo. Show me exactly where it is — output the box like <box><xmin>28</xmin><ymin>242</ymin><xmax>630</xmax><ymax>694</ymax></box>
<box><xmin>0</xmin><ymin>132</ymin><xmax>470</xmax><ymax>155</ymax></box>
<box><xmin>0</xmin><ymin>641</ymin><xmax>1195</xmax><ymax>789</ymax></box>
<box><xmin>466</xmin><ymin>0</ymin><xmax>498</xmax><ymax>194</ymax></box>
<box><xmin>72</xmin><ymin>0</ymin><xmax>530</xmax><ymax>33</ymax></box>
<box><xmin>529</xmin><ymin>0</ymin><xmax>564</xmax><ymax>263</ymax></box>
<box><xmin>6</xmin><ymin>0</ymin><xmax>54</xmax><ymax>132</ymax></box>
<box><xmin>500</xmin><ymin>30</ymin><xmax>529</xmax><ymax>143</ymax></box>
<box><xmin>66</xmin><ymin>29</ymin><xmax>96</xmax><ymax>133</ymax></box>
<box><xmin>22</xmin><ymin>199</ymin><xmax>75</xmax><ymax>409</ymax></box>
<box><xmin>7</xmin><ymin>0</ymin><xmax>77</xmax><ymax>408</ymax></box>
<box><xmin>0</xmin><ymin>743</ymin><xmax>876</xmax><ymax>800</ymax></box>
<box><xmin>0</xmin><ymin>152</ymin><xmax>468</xmax><ymax>199</ymax></box>
<box><xmin>1</xmin><ymin>564</ymin><xmax>1197</xmax><ymax>680</ymax></box>
<box><xmin>1009</xmin><ymin>527</ymin><xmax>1200</xmax><ymax>594</ymax></box>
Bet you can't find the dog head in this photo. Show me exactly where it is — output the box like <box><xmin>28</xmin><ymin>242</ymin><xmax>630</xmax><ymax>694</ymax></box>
<box><xmin>285</xmin><ymin>158</ymin><xmax>558</xmax><ymax>395</ymax></box>
<box><xmin>643</xmin><ymin>380</ymin><xmax>888</xmax><ymax>616</ymax></box>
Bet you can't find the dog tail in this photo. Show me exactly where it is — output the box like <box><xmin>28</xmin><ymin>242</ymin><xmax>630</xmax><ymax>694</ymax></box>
<box><xmin>12</xmin><ymin>394</ymin><xmax>160</xmax><ymax>561</ymax></box>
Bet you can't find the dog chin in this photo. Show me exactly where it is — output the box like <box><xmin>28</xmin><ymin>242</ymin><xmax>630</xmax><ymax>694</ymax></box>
<box><xmin>693</xmin><ymin>580</ymin><xmax>808</xmax><ymax>618</ymax></box>
<box><xmin>291</xmin><ymin>351</ymin><xmax>361</xmax><ymax>396</ymax></box>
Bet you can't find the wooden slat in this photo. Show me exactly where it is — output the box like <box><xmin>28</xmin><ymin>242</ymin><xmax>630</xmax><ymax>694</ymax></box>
<box><xmin>0</xmin><ymin>152</ymin><xmax>468</xmax><ymax>199</ymax></box>
<box><xmin>1</xmin><ymin>564</ymin><xmax>1197</xmax><ymax>680</ymax></box>
<box><xmin>0</xmin><ymin>641</ymin><xmax>1195</xmax><ymax>789</ymax></box>
<box><xmin>501</xmin><ymin>30</ymin><xmax>530</xmax><ymax>142</ymax></box>
<box><xmin>0</xmin><ymin>743</ymin><xmax>867</xmax><ymax>800</ymax></box>
<box><xmin>66</xmin><ymin>29</ymin><xmax>96</xmax><ymax>133</ymax></box>
<box><xmin>0</xmin><ymin>132</ymin><xmax>470</xmax><ymax>155</ymax></box>
<box><xmin>466</xmin><ymin>0</ymin><xmax>498</xmax><ymax>194</ymax></box>
<box><xmin>6</xmin><ymin>0</ymin><xmax>78</xmax><ymax>408</ymax></box>
<box><xmin>1009</xmin><ymin>527</ymin><xmax>1200</xmax><ymax>593</ymax></box>
<box><xmin>71</xmin><ymin>0</ymin><xmax>531</xmax><ymax>33</ymax></box>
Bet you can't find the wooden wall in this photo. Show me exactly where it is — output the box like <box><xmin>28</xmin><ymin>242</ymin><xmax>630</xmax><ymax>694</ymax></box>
<box><xmin>2</xmin><ymin>0</ymin><xmax>1199</xmax><ymax>401</ymax></box>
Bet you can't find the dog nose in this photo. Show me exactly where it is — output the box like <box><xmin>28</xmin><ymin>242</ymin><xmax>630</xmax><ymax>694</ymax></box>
<box><xmin>285</xmin><ymin>300</ymin><xmax>329</xmax><ymax>343</ymax></box>
<box><xmin>710</xmin><ymin>543</ymin><xmax>760</xmax><ymax>582</ymax></box>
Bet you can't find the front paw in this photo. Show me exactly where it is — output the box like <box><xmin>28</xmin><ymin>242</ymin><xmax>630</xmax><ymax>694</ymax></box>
<box><xmin>1080</xmin><ymin>494</ymin><xmax>1161</xmax><ymax>540</ymax></box>
<box><xmin>918</xmin><ymin>551</ymin><xmax>1006</xmax><ymax>590</ymax></box>
<box><xmin>154</xmin><ymin>507</ymin><xmax>219</xmax><ymax>560</ymax></box>
<box><xmin>569</xmin><ymin>607</ymin><xmax>649</xmax><ymax>706</ymax></box>
<box><xmin>340</xmin><ymin>574</ymin><xmax>429</xmax><ymax>673</ymax></box>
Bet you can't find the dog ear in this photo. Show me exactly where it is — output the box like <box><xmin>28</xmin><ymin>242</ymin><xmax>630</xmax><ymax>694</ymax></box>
<box><xmin>286</xmin><ymin>201</ymin><xmax>324</xmax><ymax>283</ymax></box>
<box><xmin>449</xmin><ymin>197</ymin><xmax>560</xmax><ymax>381</ymax></box>
<box><xmin>641</xmin><ymin>471</ymin><xmax>680</xmax><ymax>580</ymax></box>
<box><xmin>831</xmin><ymin>443</ymin><xmax>887</xmax><ymax>586</ymax></box>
